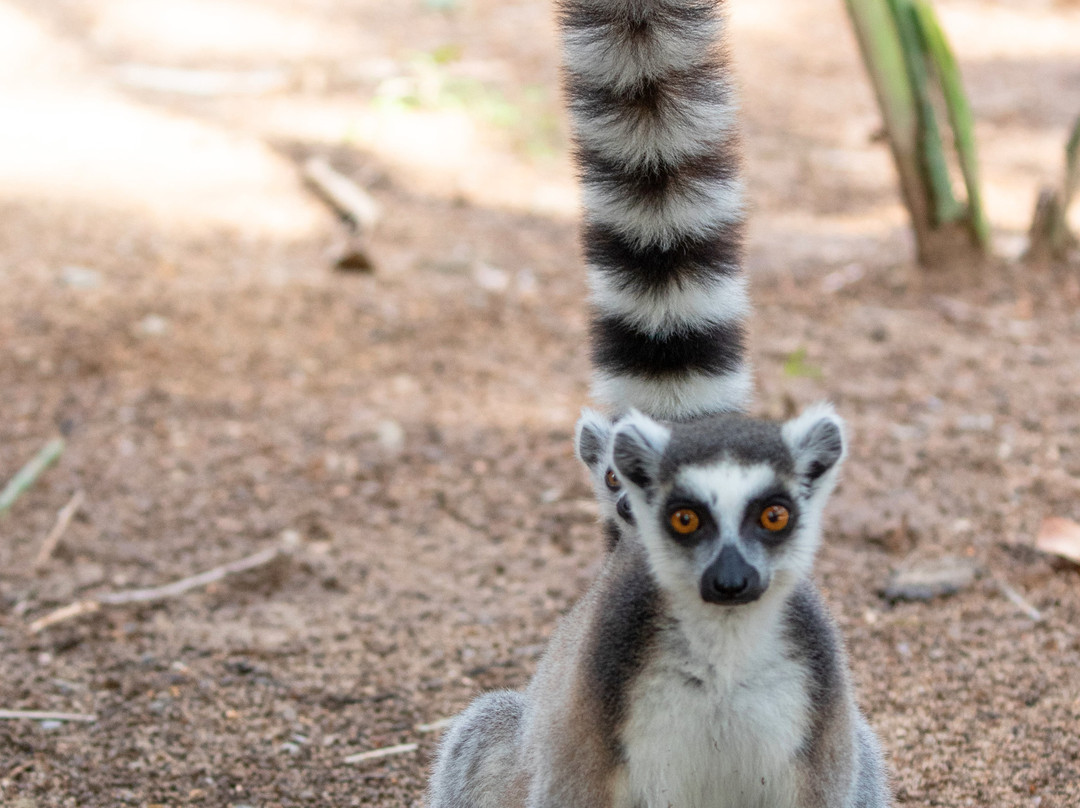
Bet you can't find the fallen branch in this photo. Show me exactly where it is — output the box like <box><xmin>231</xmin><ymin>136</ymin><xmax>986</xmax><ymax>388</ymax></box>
<box><xmin>302</xmin><ymin>157</ymin><xmax>380</xmax><ymax>233</ymax></box>
<box><xmin>99</xmin><ymin>546</ymin><xmax>282</xmax><ymax>605</ymax></box>
<box><xmin>343</xmin><ymin>743</ymin><xmax>418</xmax><ymax>765</ymax></box>
<box><xmin>0</xmin><ymin>709</ymin><xmax>97</xmax><ymax>723</ymax></box>
<box><xmin>28</xmin><ymin>546</ymin><xmax>284</xmax><ymax>633</ymax></box>
<box><xmin>34</xmin><ymin>489</ymin><xmax>85</xmax><ymax>570</ymax></box>
<box><xmin>0</xmin><ymin>438</ymin><xmax>65</xmax><ymax>515</ymax></box>
<box><xmin>302</xmin><ymin>157</ymin><xmax>380</xmax><ymax>272</ymax></box>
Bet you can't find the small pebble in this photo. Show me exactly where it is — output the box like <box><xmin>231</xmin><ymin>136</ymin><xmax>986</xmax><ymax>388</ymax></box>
<box><xmin>473</xmin><ymin>263</ymin><xmax>510</xmax><ymax>292</ymax></box>
<box><xmin>955</xmin><ymin>413</ymin><xmax>994</xmax><ymax>432</ymax></box>
<box><xmin>136</xmin><ymin>314</ymin><xmax>170</xmax><ymax>336</ymax></box>
<box><xmin>61</xmin><ymin>265</ymin><xmax>102</xmax><ymax>289</ymax></box>
<box><xmin>279</xmin><ymin>529</ymin><xmax>302</xmax><ymax>548</ymax></box>
<box><xmin>883</xmin><ymin>557</ymin><xmax>979</xmax><ymax>603</ymax></box>
<box><xmin>516</xmin><ymin>268</ymin><xmax>538</xmax><ymax>298</ymax></box>
<box><xmin>375</xmin><ymin>420</ymin><xmax>405</xmax><ymax>455</ymax></box>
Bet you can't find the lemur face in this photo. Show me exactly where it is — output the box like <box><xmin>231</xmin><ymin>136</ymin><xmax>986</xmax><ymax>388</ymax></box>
<box><xmin>609</xmin><ymin>404</ymin><xmax>845</xmax><ymax>607</ymax></box>
<box><xmin>658</xmin><ymin>462</ymin><xmax>798</xmax><ymax>604</ymax></box>
<box><xmin>576</xmin><ymin>410</ymin><xmax>636</xmax><ymax>551</ymax></box>
<box><xmin>600</xmin><ymin>466</ymin><xmax>636</xmax><ymax>526</ymax></box>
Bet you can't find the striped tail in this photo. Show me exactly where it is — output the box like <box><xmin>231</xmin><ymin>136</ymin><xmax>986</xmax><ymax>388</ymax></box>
<box><xmin>559</xmin><ymin>0</ymin><xmax>753</xmax><ymax>421</ymax></box>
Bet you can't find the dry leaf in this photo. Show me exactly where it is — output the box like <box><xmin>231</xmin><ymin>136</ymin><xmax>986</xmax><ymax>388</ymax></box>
<box><xmin>1035</xmin><ymin>517</ymin><xmax>1080</xmax><ymax>565</ymax></box>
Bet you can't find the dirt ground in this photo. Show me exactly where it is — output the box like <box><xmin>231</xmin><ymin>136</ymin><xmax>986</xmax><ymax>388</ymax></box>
<box><xmin>2</xmin><ymin>0</ymin><xmax>1080</xmax><ymax>806</ymax></box>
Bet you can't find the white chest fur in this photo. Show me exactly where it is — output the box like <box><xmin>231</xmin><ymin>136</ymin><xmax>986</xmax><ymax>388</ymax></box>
<box><xmin>614</xmin><ymin>603</ymin><xmax>810</xmax><ymax>808</ymax></box>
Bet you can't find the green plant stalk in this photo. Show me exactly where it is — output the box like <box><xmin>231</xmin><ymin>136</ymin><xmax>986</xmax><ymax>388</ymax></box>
<box><xmin>889</xmin><ymin>0</ymin><xmax>964</xmax><ymax>225</ymax></box>
<box><xmin>844</xmin><ymin>1</ymin><xmax>935</xmax><ymax>234</ymax></box>
<box><xmin>0</xmin><ymin>438</ymin><xmax>65</xmax><ymax>515</ymax></box>
<box><xmin>845</xmin><ymin>0</ymin><xmax>919</xmax><ymax>152</ymax></box>
<box><xmin>1065</xmin><ymin>114</ymin><xmax>1080</xmax><ymax>210</ymax></box>
<box><xmin>846</xmin><ymin>0</ymin><xmax>988</xmax><ymax>267</ymax></box>
<box><xmin>1047</xmin><ymin>114</ymin><xmax>1080</xmax><ymax>255</ymax></box>
<box><xmin>911</xmin><ymin>0</ymin><xmax>990</xmax><ymax>247</ymax></box>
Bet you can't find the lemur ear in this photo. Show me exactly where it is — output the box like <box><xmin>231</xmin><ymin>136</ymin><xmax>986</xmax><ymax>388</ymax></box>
<box><xmin>575</xmin><ymin>409</ymin><xmax>613</xmax><ymax>473</ymax></box>
<box><xmin>782</xmin><ymin>402</ymin><xmax>846</xmax><ymax>488</ymax></box>
<box><xmin>611</xmin><ymin>410</ymin><xmax>670</xmax><ymax>492</ymax></box>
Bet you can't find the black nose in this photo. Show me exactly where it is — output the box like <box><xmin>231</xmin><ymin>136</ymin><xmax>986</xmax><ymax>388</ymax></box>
<box><xmin>700</xmin><ymin>545</ymin><xmax>763</xmax><ymax>605</ymax></box>
<box><xmin>616</xmin><ymin>494</ymin><xmax>634</xmax><ymax>524</ymax></box>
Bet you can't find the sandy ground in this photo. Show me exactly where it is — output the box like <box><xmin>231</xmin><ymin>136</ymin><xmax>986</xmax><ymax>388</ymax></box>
<box><xmin>1</xmin><ymin>0</ymin><xmax>1080</xmax><ymax>806</ymax></box>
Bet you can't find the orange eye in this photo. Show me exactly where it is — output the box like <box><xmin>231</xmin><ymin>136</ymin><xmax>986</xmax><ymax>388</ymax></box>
<box><xmin>760</xmin><ymin>505</ymin><xmax>790</xmax><ymax>532</ymax></box>
<box><xmin>669</xmin><ymin>509</ymin><xmax>700</xmax><ymax>535</ymax></box>
<box><xmin>604</xmin><ymin>469</ymin><xmax>621</xmax><ymax>491</ymax></box>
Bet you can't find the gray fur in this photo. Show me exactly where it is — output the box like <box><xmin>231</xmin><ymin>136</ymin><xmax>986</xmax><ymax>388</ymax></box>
<box><xmin>575</xmin><ymin>408</ymin><xmax>613</xmax><ymax>472</ymax></box>
<box><xmin>427</xmin><ymin>690</ymin><xmax>527</xmax><ymax>808</ymax></box>
<box><xmin>427</xmin><ymin>408</ymin><xmax>891</xmax><ymax>808</ymax></box>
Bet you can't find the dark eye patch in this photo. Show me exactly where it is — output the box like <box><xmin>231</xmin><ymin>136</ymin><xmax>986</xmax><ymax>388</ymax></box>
<box><xmin>742</xmin><ymin>487</ymin><xmax>797</xmax><ymax>545</ymax></box>
<box><xmin>661</xmin><ymin>496</ymin><xmax>716</xmax><ymax>545</ymax></box>
<box><xmin>604</xmin><ymin>468</ymin><xmax>621</xmax><ymax>492</ymax></box>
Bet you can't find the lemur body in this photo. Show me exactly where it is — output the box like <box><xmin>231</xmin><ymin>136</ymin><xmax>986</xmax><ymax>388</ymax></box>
<box><xmin>430</xmin><ymin>407</ymin><xmax>890</xmax><ymax>807</ymax></box>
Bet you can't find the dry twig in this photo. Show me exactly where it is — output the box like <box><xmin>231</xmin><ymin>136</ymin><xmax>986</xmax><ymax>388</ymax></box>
<box><xmin>34</xmin><ymin>489</ymin><xmax>85</xmax><ymax>570</ymax></box>
<box><xmin>28</xmin><ymin>546</ymin><xmax>284</xmax><ymax>634</ymax></box>
<box><xmin>343</xmin><ymin>743</ymin><xmax>418</xmax><ymax>765</ymax></box>
<box><xmin>995</xmin><ymin>580</ymin><xmax>1043</xmax><ymax>623</ymax></box>
<box><xmin>3</xmin><ymin>758</ymin><xmax>34</xmax><ymax>782</ymax></box>
<box><xmin>27</xmin><ymin>600</ymin><xmax>101</xmax><ymax>633</ymax></box>
<box><xmin>0</xmin><ymin>709</ymin><xmax>97</xmax><ymax>723</ymax></box>
<box><xmin>415</xmin><ymin>717</ymin><xmax>454</xmax><ymax>734</ymax></box>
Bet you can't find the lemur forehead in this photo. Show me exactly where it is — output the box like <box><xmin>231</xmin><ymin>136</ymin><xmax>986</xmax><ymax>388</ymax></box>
<box><xmin>660</xmin><ymin>414</ymin><xmax>795</xmax><ymax>480</ymax></box>
<box><xmin>673</xmin><ymin>463</ymin><xmax>778</xmax><ymax>514</ymax></box>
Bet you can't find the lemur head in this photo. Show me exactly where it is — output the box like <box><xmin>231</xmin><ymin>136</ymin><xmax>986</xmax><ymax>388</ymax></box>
<box><xmin>609</xmin><ymin>403</ymin><xmax>846</xmax><ymax>606</ymax></box>
<box><xmin>576</xmin><ymin>409</ymin><xmax>636</xmax><ymax>550</ymax></box>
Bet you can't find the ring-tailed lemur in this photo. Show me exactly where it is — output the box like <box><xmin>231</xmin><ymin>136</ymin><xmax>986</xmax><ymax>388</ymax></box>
<box><xmin>428</xmin><ymin>406</ymin><xmax>890</xmax><ymax>807</ymax></box>
<box><xmin>575</xmin><ymin>408</ymin><xmax>635</xmax><ymax>550</ymax></box>
<box><xmin>427</xmin><ymin>0</ymin><xmax>890</xmax><ymax>804</ymax></box>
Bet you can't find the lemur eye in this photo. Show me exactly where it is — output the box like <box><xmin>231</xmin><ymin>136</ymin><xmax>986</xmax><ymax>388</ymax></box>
<box><xmin>669</xmin><ymin>509</ymin><xmax>700</xmax><ymax>535</ymax></box>
<box><xmin>604</xmin><ymin>469</ymin><xmax>621</xmax><ymax>492</ymax></box>
<box><xmin>760</xmin><ymin>505</ymin><xmax>790</xmax><ymax>532</ymax></box>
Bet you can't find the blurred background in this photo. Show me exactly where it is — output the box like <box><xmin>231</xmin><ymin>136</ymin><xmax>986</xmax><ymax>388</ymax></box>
<box><xmin>1</xmin><ymin>1</ymin><xmax>1079</xmax><ymax>806</ymax></box>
